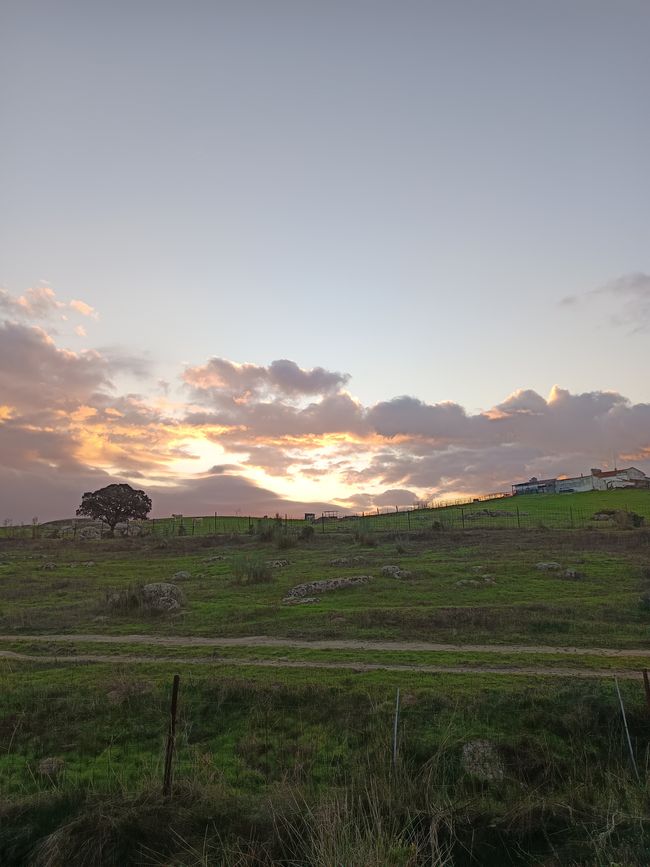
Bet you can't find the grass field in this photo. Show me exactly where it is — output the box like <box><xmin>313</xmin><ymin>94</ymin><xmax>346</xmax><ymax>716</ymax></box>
<box><xmin>3</xmin><ymin>488</ymin><xmax>650</xmax><ymax>540</ymax></box>
<box><xmin>2</xmin><ymin>521</ymin><xmax>650</xmax><ymax>864</ymax></box>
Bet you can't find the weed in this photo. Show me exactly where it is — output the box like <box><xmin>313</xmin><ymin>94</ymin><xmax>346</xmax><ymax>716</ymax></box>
<box><xmin>276</xmin><ymin>534</ymin><xmax>297</xmax><ymax>551</ymax></box>
<box><xmin>231</xmin><ymin>556</ymin><xmax>274</xmax><ymax>585</ymax></box>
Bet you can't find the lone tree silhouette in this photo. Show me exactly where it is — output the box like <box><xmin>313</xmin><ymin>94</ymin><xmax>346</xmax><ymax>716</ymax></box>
<box><xmin>76</xmin><ymin>483</ymin><xmax>152</xmax><ymax>536</ymax></box>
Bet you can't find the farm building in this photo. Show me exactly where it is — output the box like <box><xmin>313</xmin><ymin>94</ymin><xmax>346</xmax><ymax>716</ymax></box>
<box><xmin>512</xmin><ymin>467</ymin><xmax>649</xmax><ymax>495</ymax></box>
<box><xmin>511</xmin><ymin>477</ymin><xmax>558</xmax><ymax>495</ymax></box>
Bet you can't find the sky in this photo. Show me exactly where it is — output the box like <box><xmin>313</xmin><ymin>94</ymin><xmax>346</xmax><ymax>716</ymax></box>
<box><xmin>1</xmin><ymin>0</ymin><xmax>650</xmax><ymax>522</ymax></box>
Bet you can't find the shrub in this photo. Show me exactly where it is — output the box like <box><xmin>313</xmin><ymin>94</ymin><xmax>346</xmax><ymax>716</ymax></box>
<box><xmin>641</xmin><ymin>564</ymin><xmax>650</xmax><ymax>581</ymax></box>
<box><xmin>105</xmin><ymin>584</ymin><xmax>145</xmax><ymax>612</ymax></box>
<box><xmin>299</xmin><ymin>524</ymin><xmax>315</xmax><ymax>541</ymax></box>
<box><xmin>232</xmin><ymin>556</ymin><xmax>274</xmax><ymax>585</ymax></box>
<box><xmin>614</xmin><ymin>510</ymin><xmax>645</xmax><ymax>529</ymax></box>
<box><xmin>354</xmin><ymin>531</ymin><xmax>377</xmax><ymax>547</ymax></box>
<box><xmin>277</xmin><ymin>533</ymin><xmax>297</xmax><ymax>550</ymax></box>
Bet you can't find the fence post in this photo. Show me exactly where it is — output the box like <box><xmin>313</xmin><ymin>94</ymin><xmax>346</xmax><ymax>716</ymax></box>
<box><xmin>163</xmin><ymin>674</ymin><xmax>181</xmax><ymax>796</ymax></box>
<box><xmin>569</xmin><ymin>507</ymin><xmax>574</xmax><ymax>529</ymax></box>
<box><xmin>615</xmin><ymin>677</ymin><xmax>640</xmax><ymax>783</ymax></box>
<box><xmin>460</xmin><ymin>508</ymin><xmax>465</xmax><ymax>529</ymax></box>
<box><xmin>516</xmin><ymin>507</ymin><xmax>520</xmax><ymax>529</ymax></box>
<box><xmin>407</xmin><ymin>510</ymin><xmax>411</xmax><ymax>531</ymax></box>
<box><xmin>643</xmin><ymin>669</ymin><xmax>650</xmax><ymax>715</ymax></box>
<box><xmin>392</xmin><ymin>687</ymin><xmax>401</xmax><ymax>768</ymax></box>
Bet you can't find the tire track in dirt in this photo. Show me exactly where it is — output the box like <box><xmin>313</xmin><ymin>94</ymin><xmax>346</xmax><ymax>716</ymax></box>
<box><xmin>0</xmin><ymin>648</ymin><xmax>645</xmax><ymax>680</ymax></box>
<box><xmin>0</xmin><ymin>633</ymin><xmax>649</xmax><ymax>657</ymax></box>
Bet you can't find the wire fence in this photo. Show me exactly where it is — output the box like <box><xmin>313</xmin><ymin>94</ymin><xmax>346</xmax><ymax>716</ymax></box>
<box><xmin>2</xmin><ymin>672</ymin><xmax>646</xmax><ymax>800</ymax></box>
<box><xmin>0</xmin><ymin>498</ymin><xmax>646</xmax><ymax>541</ymax></box>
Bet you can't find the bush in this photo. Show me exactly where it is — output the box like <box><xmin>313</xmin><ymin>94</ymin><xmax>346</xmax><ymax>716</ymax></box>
<box><xmin>232</xmin><ymin>556</ymin><xmax>274</xmax><ymax>585</ymax></box>
<box><xmin>105</xmin><ymin>584</ymin><xmax>145</xmax><ymax>612</ymax></box>
<box><xmin>614</xmin><ymin>510</ymin><xmax>645</xmax><ymax>529</ymax></box>
<box><xmin>277</xmin><ymin>533</ymin><xmax>297</xmax><ymax>550</ymax></box>
<box><xmin>641</xmin><ymin>564</ymin><xmax>650</xmax><ymax>581</ymax></box>
<box><xmin>299</xmin><ymin>524</ymin><xmax>315</xmax><ymax>541</ymax></box>
<box><xmin>354</xmin><ymin>531</ymin><xmax>377</xmax><ymax>547</ymax></box>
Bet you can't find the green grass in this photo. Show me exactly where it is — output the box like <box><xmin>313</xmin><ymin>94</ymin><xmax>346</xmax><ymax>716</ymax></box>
<box><xmin>2</xmin><ymin>527</ymin><xmax>650</xmax><ymax>646</ymax></box>
<box><xmin>3</xmin><ymin>524</ymin><xmax>650</xmax><ymax>864</ymax></box>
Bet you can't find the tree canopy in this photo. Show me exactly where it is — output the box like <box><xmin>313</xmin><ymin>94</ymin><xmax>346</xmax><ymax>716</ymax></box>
<box><xmin>76</xmin><ymin>483</ymin><xmax>152</xmax><ymax>534</ymax></box>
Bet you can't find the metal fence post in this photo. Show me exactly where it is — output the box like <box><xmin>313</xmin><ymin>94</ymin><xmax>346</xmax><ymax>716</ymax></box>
<box><xmin>163</xmin><ymin>674</ymin><xmax>181</xmax><ymax>796</ymax></box>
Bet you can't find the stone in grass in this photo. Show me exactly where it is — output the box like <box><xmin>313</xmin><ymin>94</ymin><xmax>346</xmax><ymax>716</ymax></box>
<box><xmin>203</xmin><ymin>555</ymin><xmax>227</xmax><ymax>563</ymax></box>
<box><xmin>330</xmin><ymin>556</ymin><xmax>366</xmax><ymax>566</ymax></box>
<box><xmin>142</xmin><ymin>582</ymin><xmax>185</xmax><ymax>611</ymax></box>
<box><xmin>266</xmin><ymin>559</ymin><xmax>289</xmax><ymax>568</ymax></box>
<box><xmin>41</xmin><ymin>562</ymin><xmax>57</xmax><ymax>570</ymax></box>
<box><xmin>38</xmin><ymin>757</ymin><xmax>65</xmax><ymax>779</ymax></box>
<box><xmin>381</xmin><ymin>565</ymin><xmax>412</xmax><ymax>579</ymax></box>
<box><xmin>455</xmin><ymin>577</ymin><xmax>496</xmax><ymax>588</ymax></box>
<box><xmin>535</xmin><ymin>562</ymin><xmax>562</xmax><ymax>571</ymax></box>
<box><xmin>562</xmin><ymin>568</ymin><xmax>584</xmax><ymax>580</ymax></box>
<box><xmin>283</xmin><ymin>596</ymin><xmax>321</xmax><ymax>605</ymax></box>
<box><xmin>172</xmin><ymin>570</ymin><xmax>191</xmax><ymax>581</ymax></box>
<box><xmin>284</xmin><ymin>575</ymin><xmax>372</xmax><ymax>601</ymax></box>
<box><xmin>462</xmin><ymin>740</ymin><xmax>504</xmax><ymax>782</ymax></box>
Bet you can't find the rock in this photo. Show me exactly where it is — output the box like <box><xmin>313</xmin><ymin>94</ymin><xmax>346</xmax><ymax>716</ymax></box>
<box><xmin>38</xmin><ymin>757</ymin><xmax>65</xmax><ymax>779</ymax></box>
<box><xmin>471</xmin><ymin>566</ymin><xmax>486</xmax><ymax>573</ymax></box>
<box><xmin>456</xmin><ymin>577</ymin><xmax>496</xmax><ymax>588</ymax></box>
<box><xmin>462</xmin><ymin>740</ymin><xmax>504</xmax><ymax>782</ymax></box>
<box><xmin>285</xmin><ymin>575</ymin><xmax>372</xmax><ymax>599</ymax></box>
<box><xmin>283</xmin><ymin>596</ymin><xmax>321</xmax><ymax>605</ymax></box>
<box><xmin>535</xmin><ymin>562</ymin><xmax>561</xmax><ymax>571</ymax></box>
<box><xmin>172</xmin><ymin>570</ymin><xmax>191</xmax><ymax>581</ymax></box>
<box><xmin>84</xmin><ymin>561</ymin><xmax>96</xmax><ymax>568</ymax></box>
<box><xmin>79</xmin><ymin>527</ymin><xmax>101</xmax><ymax>540</ymax></box>
<box><xmin>141</xmin><ymin>582</ymin><xmax>185</xmax><ymax>611</ymax></box>
<box><xmin>41</xmin><ymin>562</ymin><xmax>57</xmax><ymax>570</ymax></box>
<box><xmin>204</xmin><ymin>555</ymin><xmax>226</xmax><ymax>563</ymax></box>
<box><xmin>330</xmin><ymin>556</ymin><xmax>366</xmax><ymax>566</ymax></box>
<box><xmin>562</xmin><ymin>568</ymin><xmax>583</xmax><ymax>580</ymax></box>
<box><xmin>381</xmin><ymin>565</ymin><xmax>412</xmax><ymax>579</ymax></box>
<box><xmin>266</xmin><ymin>559</ymin><xmax>289</xmax><ymax>568</ymax></box>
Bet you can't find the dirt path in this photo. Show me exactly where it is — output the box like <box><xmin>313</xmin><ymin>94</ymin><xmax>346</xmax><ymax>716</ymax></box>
<box><xmin>0</xmin><ymin>633</ymin><xmax>649</xmax><ymax>657</ymax></box>
<box><xmin>0</xmin><ymin>648</ymin><xmax>643</xmax><ymax>680</ymax></box>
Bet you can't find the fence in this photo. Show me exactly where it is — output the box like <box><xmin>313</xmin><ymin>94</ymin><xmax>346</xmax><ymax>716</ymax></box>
<box><xmin>0</xmin><ymin>499</ymin><xmax>645</xmax><ymax>540</ymax></box>
<box><xmin>3</xmin><ymin>670</ymin><xmax>648</xmax><ymax>802</ymax></box>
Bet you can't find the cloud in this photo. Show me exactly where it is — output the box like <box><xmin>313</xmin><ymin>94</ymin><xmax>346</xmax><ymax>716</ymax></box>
<box><xmin>0</xmin><ymin>285</ymin><xmax>99</xmax><ymax>327</ymax></box>
<box><xmin>184</xmin><ymin>357</ymin><xmax>349</xmax><ymax>399</ymax></box>
<box><xmin>1</xmin><ymin>325</ymin><xmax>649</xmax><ymax>522</ymax></box>
<box><xmin>561</xmin><ymin>272</ymin><xmax>650</xmax><ymax>332</ymax></box>
<box><xmin>70</xmin><ymin>299</ymin><xmax>99</xmax><ymax>319</ymax></box>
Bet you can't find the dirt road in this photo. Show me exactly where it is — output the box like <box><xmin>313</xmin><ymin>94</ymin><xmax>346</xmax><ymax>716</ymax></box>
<box><xmin>0</xmin><ymin>633</ymin><xmax>648</xmax><ymax>657</ymax></box>
<box><xmin>0</xmin><ymin>647</ymin><xmax>644</xmax><ymax>679</ymax></box>
<box><xmin>0</xmin><ymin>633</ymin><xmax>648</xmax><ymax>679</ymax></box>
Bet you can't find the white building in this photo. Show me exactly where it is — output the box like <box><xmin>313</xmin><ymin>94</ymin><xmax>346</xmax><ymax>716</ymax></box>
<box><xmin>556</xmin><ymin>467</ymin><xmax>648</xmax><ymax>493</ymax></box>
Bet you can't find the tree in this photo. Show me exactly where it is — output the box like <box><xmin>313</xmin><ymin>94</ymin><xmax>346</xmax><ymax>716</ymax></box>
<box><xmin>76</xmin><ymin>483</ymin><xmax>152</xmax><ymax>535</ymax></box>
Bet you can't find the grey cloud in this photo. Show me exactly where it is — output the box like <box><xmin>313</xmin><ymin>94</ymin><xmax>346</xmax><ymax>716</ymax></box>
<box><xmin>561</xmin><ymin>272</ymin><xmax>650</xmax><ymax>332</ymax></box>
<box><xmin>0</xmin><ymin>321</ymin><xmax>112</xmax><ymax>413</ymax></box>
<box><xmin>184</xmin><ymin>356</ymin><xmax>349</xmax><ymax>398</ymax></box>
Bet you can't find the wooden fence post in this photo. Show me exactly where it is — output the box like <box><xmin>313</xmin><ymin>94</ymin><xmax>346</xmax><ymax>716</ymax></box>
<box><xmin>163</xmin><ymin>674</ymin><xmax>181</xmax><ymax>796</ymax></box>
